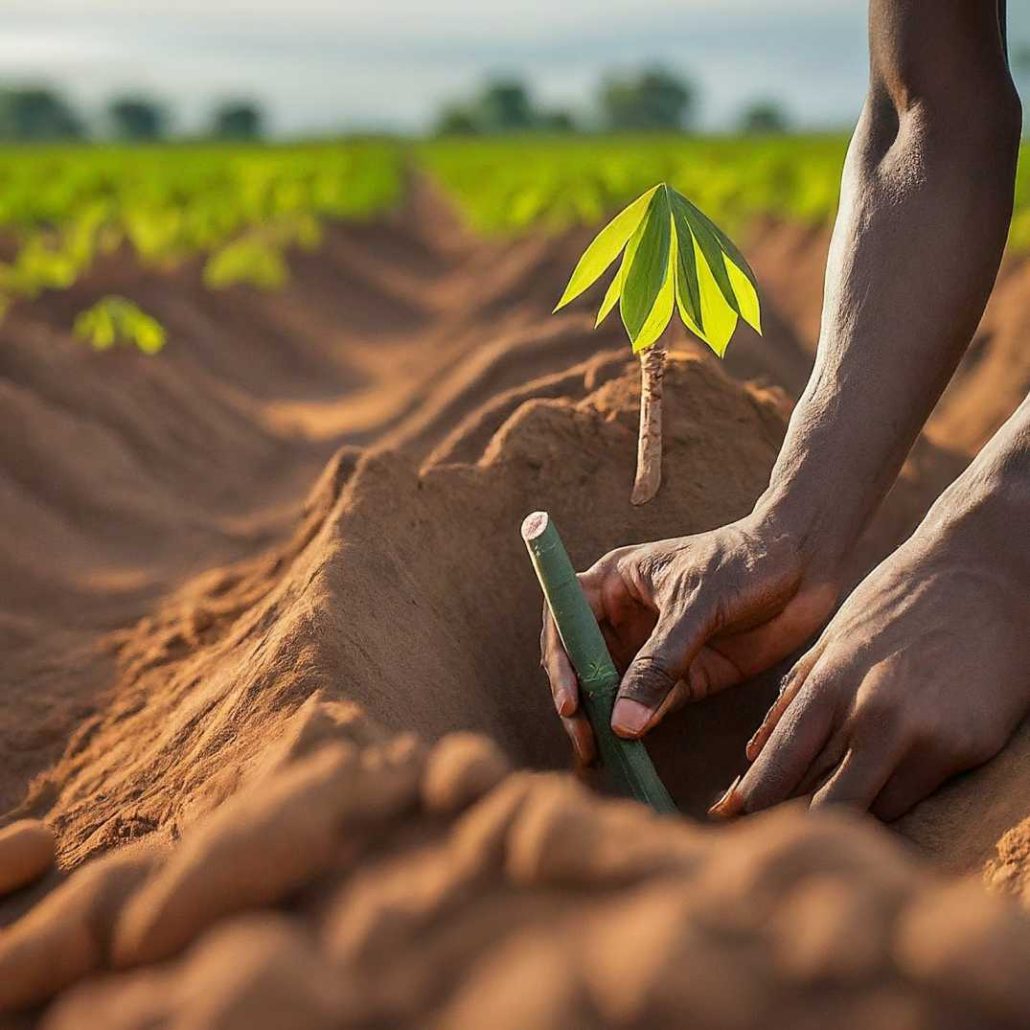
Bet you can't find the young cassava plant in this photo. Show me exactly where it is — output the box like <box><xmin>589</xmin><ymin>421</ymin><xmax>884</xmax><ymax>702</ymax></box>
<box><xmin>554</xmin><ymin>184</ymin><xmax>762</xmax><ymax>504</ymax></box>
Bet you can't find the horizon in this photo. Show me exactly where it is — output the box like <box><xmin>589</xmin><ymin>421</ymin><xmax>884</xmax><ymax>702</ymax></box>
<box><xmin>1</xmin><ymin>0</ymin><xmax>872</xmax><ymax>137</ymax></box>
<box><xmin>2</xmin><ymin>1</ymin><xmax>1025</xmax><ymax>140</ymax></box>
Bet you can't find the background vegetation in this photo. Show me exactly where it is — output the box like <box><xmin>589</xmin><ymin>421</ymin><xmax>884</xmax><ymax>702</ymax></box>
<box><xmin>0</xmin><ymin>52</ymin><xmax>1026</xmax><ymax>351</ymax></box>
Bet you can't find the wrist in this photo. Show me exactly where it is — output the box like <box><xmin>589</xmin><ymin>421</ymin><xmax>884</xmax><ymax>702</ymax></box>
<box><xmin>923</xmin><ymin>448</ymin><xmax>1030</xmax><ymax>584</ymax></box>
<box><xmin>749</xmin><ymin>481</ymin><xmax>853</xmax><ymax>589</ymax></box>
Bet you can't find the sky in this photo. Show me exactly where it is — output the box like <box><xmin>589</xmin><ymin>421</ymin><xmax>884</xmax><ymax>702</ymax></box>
<box><xmin>0</xmin><ymin>0</ymin><xmax>1024</xmax><ymax>137</ymax></box>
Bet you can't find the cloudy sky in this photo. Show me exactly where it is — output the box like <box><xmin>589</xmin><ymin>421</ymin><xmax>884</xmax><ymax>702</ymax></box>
<box><xmin>0</xmin><ymin>0</ymin><xmax>1024</xmax><ymax>136</ymax></box>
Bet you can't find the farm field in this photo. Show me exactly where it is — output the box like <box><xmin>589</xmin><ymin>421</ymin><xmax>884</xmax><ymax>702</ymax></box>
<box><xmin>1</xmin><ymin>135</ymin><xmax>1030</xmax><ymax>1028</ymax></box>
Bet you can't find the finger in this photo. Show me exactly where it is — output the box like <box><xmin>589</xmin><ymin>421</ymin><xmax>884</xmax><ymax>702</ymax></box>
<box><xmin>809</xmin><ymin>661</ymin><xmax>912</xmax><ymax>812</ymax></box>
<box><xmin>712</xmin><ymin>676</ymin><xmax>836</xmax><ymax>818</ymax></box>
<box><xmin>869</xmin><ymin>746</ymin><xmax>960</xmax><ymax>822</ymax></box>
<box><xmin>611</xmin><ymin>609</ymin><xmax>713</xmax><ymax>738</ymax></box>
<box><xmin>561</xmin><ymin>713</ymin><xmax>596</xmax><ymax>768</ymax></box>
<box><xmin>598</xmin><ymin>570</ymin><xmax>656</xmax><ymax>672</ymax></box>
<box><xmin>540</xmin><ymin>604</ymin><xmax>579</xmax><ymax>717</ymax></box>
<box><xmin>745</xmin><ymin>646</ymin><xmax>823</xmax><ymax>762</ymax></box>
<box><xmin>809</xmin><ymin>742</ymin><xmax>903</xmax><ymax>812</ymax></box>
<box><xmin>790</xmin><ymin>730</ymin><xmax>848</xmax><ymax>799</ymax></box>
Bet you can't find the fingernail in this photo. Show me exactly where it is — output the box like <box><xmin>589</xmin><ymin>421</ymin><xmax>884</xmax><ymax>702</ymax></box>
<box><xmin>556</xmin><ymin>694</ymin><xmax>574</xmax><ymax>717</ymax></box>
<box><xmin>708</xmin><ymin>774</ymin><xmax>743</xmax><ymax>819</ymax></box>
<box><xmin>611</xmin><ymin>699</ymin><xmax>652</xmax><ymax>737</ymax></box>
<box><xmin>745</xmin><ymin>729</ymin><xmax>761</xmax><ymax>758</ymax></box>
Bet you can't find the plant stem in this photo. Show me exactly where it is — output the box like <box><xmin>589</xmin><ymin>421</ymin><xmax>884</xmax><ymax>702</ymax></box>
<box><xmin>631</xmin><ymin>335</ymin><xmax>668</xmax><ymax>506</ymax></box>
<box><xmin>522</xmin><ymin>511</ymin><xmax>677</xmax><ymax>814</ymax></box>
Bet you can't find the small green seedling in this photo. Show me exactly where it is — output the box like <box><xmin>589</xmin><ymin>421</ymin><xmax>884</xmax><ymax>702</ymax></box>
<box><xmin>203</xmin><ymin>236</ymin><xmax>288</xmax><ymax>291</ymax></box>
<box><xmin>555</xmin><ymin>183</ymin><xmax>762</xmax><ymax>504</ymax></box>
<box><xmin>74</xmin><ymin>296</ymin><xmax>167</xmax><ymax>355</ymax></box>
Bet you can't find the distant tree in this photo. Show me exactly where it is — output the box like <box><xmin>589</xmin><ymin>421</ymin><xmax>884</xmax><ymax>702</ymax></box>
<box><xmin>108</xmin><ymin>95</ymin><xmax>166</xmax><ymax>141</ymax></box>
<box><xmin>738</xmin><ymin>100</ymin><xmax>790</xmax><ymax>135</ymax></box>
<box><xmin>435</xmin><ymin>104</ymin><xmax>480</xmax><ymax>136</ymax></box>
<box><xmin>433</xmin><ymin>80</ymin><xmax>578</xmax><ymax>136</ymax></box>
<box><xmin>600</xmin><ymin>67</ymin><xmax>695</xmax><ymax>132</ymax></box>
<box><xmin>211</xmin><ymin>100</ymin><xmax>264</xmax><ymax>140</ymax></box>
<box><xmin>538</xmin><ymin>109</ymin><xmax>577</xmax><ymax>133</ymax></box>
<box><xmin>0</xmin><ymin>87</ymin><xmax>83</xmax><ymax>141</ymax></box>
<box><xmin>476</xmin><ymin>79</ymin><xmax>535</xmax><ymax>133</ymax></box>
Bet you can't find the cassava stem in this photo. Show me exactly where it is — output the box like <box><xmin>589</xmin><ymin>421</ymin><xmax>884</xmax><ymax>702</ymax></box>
<box><xmin>631</xmin><ymin>335</ymin><xmax>668</xmax><ymax>506</ymax></box>
<box><xmin>521</xmin><ymin>511</ymin><xmax>677</xmax><ymax>814</ymax></box>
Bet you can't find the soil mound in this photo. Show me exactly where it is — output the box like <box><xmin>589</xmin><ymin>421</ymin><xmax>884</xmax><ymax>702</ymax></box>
<box><xmin>3</xmin><ymin>190</ymin><xmax>1030</xmax><ymax>1027</ymax></box>
<box><xmin>28</xmin><ymin>356</ymin><xmax>789</xmax><ymax>867</ymax></box>
<box><xmin>3</xmin><ymin>705</ymin><xmax>1030</xmax><ymax>1029</ymax></box>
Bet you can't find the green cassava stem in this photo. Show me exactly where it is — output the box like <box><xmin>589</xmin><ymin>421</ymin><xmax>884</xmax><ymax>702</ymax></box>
<box><xmin>521</xmin><ymin>511</ymin><xmax>677</xmax><ymax>814</ymax></box>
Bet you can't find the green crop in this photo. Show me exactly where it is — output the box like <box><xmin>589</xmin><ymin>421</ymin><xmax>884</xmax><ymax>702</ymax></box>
<box><xmin>74</xmin><ymin>296</ymin><xmax>166</xmax><ymax>354</ymax></box>
<box><xmin>0</xmin><ymin>140</ymin><xmax>403</xmax><ymax>347</ymax></box>
<box><xmin>1</xmin><ymin>134</ymin><xmax>1026</xmax><ymax>358</ymax></box>
<box><xmin>420</xmin><ymin>134</ymin><xmax>851</xmax><ymax>238</ymax></box>
<box><xmin>421</xmin><ymin>135</ymin><xmax>1030</xmax><ymax>254</ymax></box>
<box><xmin>555</xmin><ymin>182</ymin><xmax>761</xmax><ymax>355</ymax></box>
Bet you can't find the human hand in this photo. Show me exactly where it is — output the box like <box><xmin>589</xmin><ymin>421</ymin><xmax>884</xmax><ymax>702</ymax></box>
<box><xmin>716</xmin><ymin>525</ymin><xmax>1030</xmax><ymax>821</ymax></box>
<box><xmin>540</xmin><ymin>513</ymin><xmax>840</xmax><ymax>765</ymax></box>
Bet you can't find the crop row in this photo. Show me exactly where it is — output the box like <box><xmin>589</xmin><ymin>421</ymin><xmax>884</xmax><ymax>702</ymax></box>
<box><xmin>0</xmin><ymin>136</ymin><xmax>1026</xmax><ymax>349</ymax></box>
<box><xmin>421</xmin><ymin>135</ymin><xmax>1030</xmax><ymax>252</ymax></box>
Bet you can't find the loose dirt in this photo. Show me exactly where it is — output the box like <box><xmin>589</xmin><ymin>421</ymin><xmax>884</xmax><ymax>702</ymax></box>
<box><xmin>1</xmin><ymin>189</ymin><xmax>1029</xmax><ymax>1027</ymax></box>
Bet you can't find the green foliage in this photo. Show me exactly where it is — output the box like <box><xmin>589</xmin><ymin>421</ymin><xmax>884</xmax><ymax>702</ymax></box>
<box><xmin>108</xmin><ymin>95</ymin><xmax>167</xmax><ymax>141</ymax></box>
<box><xmin>211</xmin><ymin>101</ymin><xmax>264</xmax><ymax>141</ymax></box>
<box><xmin>600</xmin><ymin>68</ymin><xmax>695</xmax><ymax>132</ymax></box>
<box><xmin>204</xmin><ymin>236</ymin><xmax>288</xmax><ymax>290</ymax></box>
<box><xmin>477</xmin><ymin>80</ymin><xmax>536</xmax><ymax>133</ymax></box>
<box><xmin>0</xmin><ymin>141</ymin><xmax>402</xmax><ymax>313</ymax></box>
<box><xmin>555</xmin><ymin>183</ymin><xmax>761</xmax><ymax>356</ymax></box>
<box><xmin>420</xmin><ymin>135</ymin><xmax>852</xmax><ymax>237</ymax></box>
<box><xmin>74</xmin><ymin>296</ymin><xmax>167</xmax><ymax>354</ymax></box>
<box><xmin>434</xmin><ymin>78</ymin><xmax>577</xmax><ymax>137</ymax></box>
<box><xmin>0</xmin><ymin>87</ymin><xmax>82</xmax><ymax>141</ymax></box>
<box><xmin>423</xmin><ymin>135</ymin><xmax>1030</xmax><ymax>254</ymax></box>
<box><xmin>739</xmin><ymin>100</ymin><xmax>790</xmax><ymax>135</ymax></box>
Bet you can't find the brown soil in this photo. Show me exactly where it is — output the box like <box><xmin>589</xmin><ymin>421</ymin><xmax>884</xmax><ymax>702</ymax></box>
<box><xmin>1</xmin><ymin>187</ymin><xmax>1029</xmax><ymax>1027</ymax></box>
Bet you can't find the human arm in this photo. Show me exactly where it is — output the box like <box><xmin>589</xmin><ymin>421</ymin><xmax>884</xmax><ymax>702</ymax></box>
<box><xmin>541</xmin><ymin>0</ymin><xmax>1021</xmax><ymax>758</ymax></box>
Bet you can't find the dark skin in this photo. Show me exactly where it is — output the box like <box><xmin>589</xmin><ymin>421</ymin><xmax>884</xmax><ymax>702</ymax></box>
<box><xmin>541</xmin><ymin>0</ymin><xmax>1026</xmax><ymax>819</ymax></box>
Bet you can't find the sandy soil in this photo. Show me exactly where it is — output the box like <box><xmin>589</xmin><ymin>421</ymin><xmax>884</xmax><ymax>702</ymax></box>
<box><xmin>1</xmin><ymin>187</ymin><xmax>1029</xmax><ymax>1027</ymax></box>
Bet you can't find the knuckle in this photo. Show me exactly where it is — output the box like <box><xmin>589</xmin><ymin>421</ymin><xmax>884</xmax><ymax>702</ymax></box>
<box><xmin>584</xmin><ymin>546</ymin><xmax>628</xmax><ymax>582</ymax></box>
<box><xmin>949</xmin><ymin>724</ymin><xmax>1006</xmax><ymax>766</ymax></box>
<box><xmin>686</xmin><ymin>661</ymin><xmax>712</xmax><ymax>703</ymax></box>
<box><xmin>619</xmin><ymin>655</ymin><xmax>679</xmax><ymax>707</ymax></box>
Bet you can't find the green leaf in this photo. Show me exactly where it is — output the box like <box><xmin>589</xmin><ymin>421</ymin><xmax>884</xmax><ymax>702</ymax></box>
<box><xmin>692</xmin><ymin>234</ymin><xmax>738</xmax><ymax>357</ymax></box>
<box><xmin>551</xmin><ymin>180</ymin><xmax>762</xmax><ymax>360</ymax></box>
<box><xmin>632</xmin><ymin>227</ymin><xmax>676</xmax><ymax>353</ymax></box>
<box><xmin>672</xmin><ymin>216</ymin><xmax>703</xmax><ymax>337</ymax></box>
<box><xmin>725</xmin><ymin>258</ymin><xmax>762</xmax><ymax>334</ymax></box>
<box><xmin>620</xmin><ymin>186</ymin><xmax>672</xmax><ymax>344</ymax></box>
<box><xmin>595</xmin><ymin>259</ymin><xmax>624</xmax><ymax>327</ymax></box>
<box><xmin>670</xmin><ymin>192</ymin><xmax>739</xmax><ymax>317</ymax></box>
<box><xmin>553</xmin><ymin>185</ymin><xmax>659</xmax><ymax>312</ymax></box>
<box><xmin>671</xmin><ymin>191</ymin><xmax>761</xmax><ymax>335</ymax></box>
<box><xmin>73</xmin><ymin>296</ymin><xmax>167</xmax><ymax>355</ymax></box>
<box><xmin>687</xmin><ymin>199</ymin><xmax>760</xmax><ymax>290</ymax></box>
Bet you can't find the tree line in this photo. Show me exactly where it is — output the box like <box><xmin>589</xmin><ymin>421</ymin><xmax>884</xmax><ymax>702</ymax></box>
<box><xmin>0</xmin><ymin>66</ymin><xmax>797</xmax><ymax>143</ymax></box>
<box><xmin>0</xmin><ymin>88</ymin><xmax>264</xmax><ymax>142</ymax></box>
<box><xmin>435</xmin><ymin>67</ymin><xmax>791</xmax><ymax>136</ymax></box>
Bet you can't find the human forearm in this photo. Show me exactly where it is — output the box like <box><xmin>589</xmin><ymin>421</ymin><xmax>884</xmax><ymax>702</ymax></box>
<box><xmin>924</xmin><ymin>394</ymin><xmax>1030</xmax><ymax>589</ymax></box>
<box><xmin>755</xmin><ymin>0</ymin><xmax>1020</xmax><ymax>579</ymax></box>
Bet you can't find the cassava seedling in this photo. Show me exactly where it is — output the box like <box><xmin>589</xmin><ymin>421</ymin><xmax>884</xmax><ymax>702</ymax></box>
<box><xmin>554</xmin><ymin>183</ymin><xmax>762</xmax><ymax>504</ymax></box>
<box><xmin>74</xmin><ymin>296</ymin><xmax>167</xmax><ymax>354</ymax></box>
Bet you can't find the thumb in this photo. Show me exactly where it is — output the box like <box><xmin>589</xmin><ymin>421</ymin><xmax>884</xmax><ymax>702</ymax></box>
<box><xmin>610</xmin><ymin>611</ymin><xmax>710</xmax><ymax>738</ymax></box>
